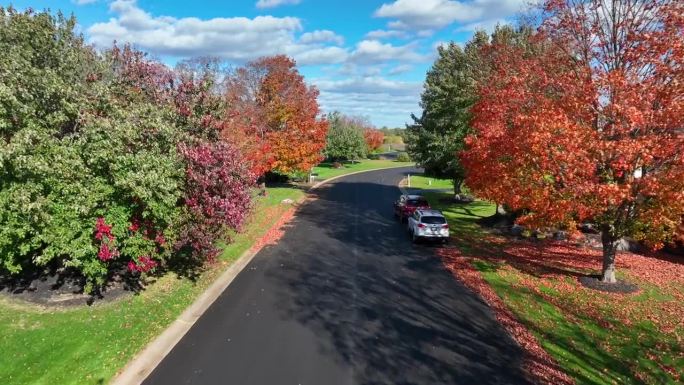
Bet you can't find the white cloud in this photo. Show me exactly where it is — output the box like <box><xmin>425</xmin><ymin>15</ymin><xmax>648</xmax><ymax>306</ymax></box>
<box><xmin>317</xmin><ymin>90</ymin><xmax>419</xmax><ymax>128</ymax></box>
<box><xmin>299</xmin><ymin>30</ymin><xmax>344</xmax><ymax>46</ymax></box>
<box><xmin>293</xmin><ymin>46</ymin><xmax>348</xmax><ymax>65</ymax></box>
<box><xmin>255</xmin><ymin>0</ymin><xmax>301</xmax><ymax>9</ymax></box>
<box><xmin>388</xmin><ymin>64</ymin><xmax>413</xmax><ymax>75</ymax></box>
<box><xmin>87</xmin><ymin>0</ymin><xmax>347</xmax><ymax>65</ymax></box>
<box><xmin>456</xmin><ymin>18</ymin><xmax>507</xmax><ymax>32</ymax></box>
<box><xmin>315</xmin><ymin>77</ymin><xmax>422</xmax><ymax>97</ymax></box>
<box><xmin>365</xmin><ymin>29</ymin><xmax>409</xmax><ymax>40</ymax></box>
<box><xmin>311</xmin><ymin>76</ymin><xmax>423</xmax><ymax>127</ymax></box>
<box><xmin>375</xmin><ymin>0</ymin><xmax>527</xmax><ymax>30</ymax></box>
<box><xmin>349</xmin><ymin>40</ymin><xmax>429</xmax><ymax>64</ymax></box>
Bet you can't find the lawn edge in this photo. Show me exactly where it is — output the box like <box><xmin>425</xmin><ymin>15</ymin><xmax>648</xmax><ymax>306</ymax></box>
<box><xmin>110</xmin><ymin>163</ymin><xmax>415</xmax><ymax>385</ymax></box>
<box><xmin>399</xmin><ymin>178</ymin><xmax>575</xmax><ymax>385</ymax></box>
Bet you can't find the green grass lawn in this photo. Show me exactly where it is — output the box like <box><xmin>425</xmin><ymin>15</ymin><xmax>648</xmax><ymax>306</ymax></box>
<box><xmin>476</xmin><ymin>262</ymin><xmax>683</xmax><ymax>385</ymax></box>
<box><xmin>312</xmin><ymin>159</ymin><xmax>413</xmax><ymax>181</ymax></box>
<box><xmin>0</xmin><ymin>186</ymin><xmax>304</xmax><ymax>385</ymax></box>
<box><xmin>411</xmin><ymin>186</ymin><xmax>684</xmax><ymax>385</ymax></box>
<box><xmin>405</xmin><ymin>173</ymin><xmax>454</xmax><ymax>191</ymax></box>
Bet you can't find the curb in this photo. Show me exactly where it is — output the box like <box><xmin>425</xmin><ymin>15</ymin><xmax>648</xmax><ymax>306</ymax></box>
<box><xmin>398</xmin><ymin>177</ymin><xmax>409</xmax><ymax>195</ymax></box>
<box><xmin>110</xmin><ymin>163</ymin><xmax>414</xmax><ymax>385</ymax></box>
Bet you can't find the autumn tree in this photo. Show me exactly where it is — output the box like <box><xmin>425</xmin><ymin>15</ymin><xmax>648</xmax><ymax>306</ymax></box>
<box><xmin>224</xmin><ymin>55</ymin><xmax>328</xmax><ymax>177</ymax></box>
<box><xmin>462</xmin><ymin>0</ymin><xmax>684</xmax><ymax>283</ymax></box>
<box><xmin>364</xmin><ymin>128</ymin><xmax>384</xmax><ymax>153</ymax></box>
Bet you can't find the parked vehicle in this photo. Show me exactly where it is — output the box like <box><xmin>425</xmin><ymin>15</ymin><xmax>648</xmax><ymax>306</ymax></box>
<box><xmin>407</xmin><ymin>209</ymin><xmax>449</xmax><ymax>243</ymax></box>
<box><xmin>393</xmin><ymin>194</ymin><xmax>430</xmax><ymax>222</ymax></box>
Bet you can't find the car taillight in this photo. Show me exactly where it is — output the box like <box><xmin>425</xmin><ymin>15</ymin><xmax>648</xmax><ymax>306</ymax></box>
<box><xmin>417</xmin><ymin>223</ymin><xmax>426</xmax><ymax>228</ymax></box>
<box><xmin>442</xmin><ymin>224</ymin><xmax>449</xmax><ymax>229</ymax></box>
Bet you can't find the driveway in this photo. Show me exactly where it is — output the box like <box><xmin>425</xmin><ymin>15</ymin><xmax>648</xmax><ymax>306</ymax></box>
<box><xmin>143</xmin><ymin>167</ymin><xmax>529</xmax><ymax>385</ymax></box>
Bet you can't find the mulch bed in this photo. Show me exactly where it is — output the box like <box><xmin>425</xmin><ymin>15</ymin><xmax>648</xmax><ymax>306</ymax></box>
<box><xmin>0</xmin><ymin>266</ymin><xmax>136</xmax><ymax>307</ymax></box>
<box><xmin>578</xmin><ymin>275</ymin><xmax>640</xmax><ymax>293</ymax></box>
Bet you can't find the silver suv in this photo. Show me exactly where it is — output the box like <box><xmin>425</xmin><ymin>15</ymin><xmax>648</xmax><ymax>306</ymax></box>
<box><xmin>407</xmin><ymin>209</ymin><xmax>450</xmax><ymax>243</ymax></box>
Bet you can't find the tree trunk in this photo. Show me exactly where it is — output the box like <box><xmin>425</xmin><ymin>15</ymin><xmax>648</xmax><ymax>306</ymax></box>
<box><xmin>496</xmin><ymin>203</ymin><xmax>507</xmax><ymax>216</ymax></box>
<box><xmin>257</xmin><ymin>175</ymin><xmax>267</xmax><ymax>197</ymax></box>
<box><xmin>601</xmin><ymin>226</ymin><xmax>618</xmax><ymax>283</ymax></box>
<box><xmin>453</xmin><ymin>178</ymin><xmax>463</xmax><ymax>196</ymax></box>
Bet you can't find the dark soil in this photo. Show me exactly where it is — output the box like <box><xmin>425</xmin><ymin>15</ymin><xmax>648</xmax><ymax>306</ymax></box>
<box><xmin>578</xmin><ymin>275</ymin><xmax>640</xmax><ymax>294</ymax></box>
<box><xmin>0</xmin><ymin>266</ymin><xmax>138</xmax><ymax>307</ymax></box>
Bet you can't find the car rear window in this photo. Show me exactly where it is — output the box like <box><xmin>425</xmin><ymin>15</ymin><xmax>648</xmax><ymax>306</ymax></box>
<box><xmin>407</xmin><ymin>199</ymin><xmax>428</xmax><ymax>206</ymax></box>
<box><xmin>421</xmin><ymin>216</ymin><xmax>446</xmax><ymax>224</ymax></box>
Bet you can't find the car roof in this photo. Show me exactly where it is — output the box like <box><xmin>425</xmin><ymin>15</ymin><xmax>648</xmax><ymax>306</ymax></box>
<box><xmin>416</xmin><ymin>209</ymin><xmax>444</xmax><ymax>217</ymax></box>
<box><xmin>405</xmin><ymin>194</ymin><xmax>426</xmax><ymax>200</ymax></box>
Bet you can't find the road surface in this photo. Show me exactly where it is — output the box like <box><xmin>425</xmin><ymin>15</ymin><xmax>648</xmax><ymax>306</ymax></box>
<box><xmin>144</xmin><ymin>167</ymin><xmax>529</xmax><ymax>385</ymax></box>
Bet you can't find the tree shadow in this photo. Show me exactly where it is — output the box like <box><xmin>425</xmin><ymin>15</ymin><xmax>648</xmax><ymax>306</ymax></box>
<box><xmin>508</xmin><ymin>286</ymin><xmax>679</xmax><ymax>385</ymax></box>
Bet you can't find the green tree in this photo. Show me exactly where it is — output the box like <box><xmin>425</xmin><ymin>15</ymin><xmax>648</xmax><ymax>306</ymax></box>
<box><xmin>407</xmin><ymin>25</ymin><xmax>533</xmax><ymax>196</ymax></box>
<box><xmin>407</xmin><ymin>35</ymin><xmax>484</xmax><ymax>195</ymax></box>
<box><xmin>323</xmin><ymin>112</ymin><xmax>367</xmax><ymax>162</ymax></box>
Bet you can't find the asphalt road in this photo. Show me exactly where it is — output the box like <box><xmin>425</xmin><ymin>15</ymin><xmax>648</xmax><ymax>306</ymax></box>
<box><xmin>143</xmin><ymin>167</ymin><xmax>529</xmax><ymax>385</ymax></box>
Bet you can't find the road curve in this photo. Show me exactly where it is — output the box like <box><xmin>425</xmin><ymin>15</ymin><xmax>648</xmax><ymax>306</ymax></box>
<box><xmin>143</xmin><ymin>167</ymin><xmax>529</xmax><ymax>385</ymax></box>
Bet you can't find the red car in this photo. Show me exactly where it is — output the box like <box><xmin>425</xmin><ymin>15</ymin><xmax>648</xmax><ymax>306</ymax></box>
<box><xmin>393</xmin><ymin>194</ymin><xmax>430</xmax><ymax>222</ymax></box>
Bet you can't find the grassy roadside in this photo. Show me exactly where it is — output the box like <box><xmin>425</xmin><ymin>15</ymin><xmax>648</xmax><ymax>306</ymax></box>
<box><xmin>312</xmin><ymin>159</ymin><xmax>413</xmax><ymax>181</ymax></box>
<box><xmin>405</xmin><ymin>173</ymin><xmax>454</xmax><ymax>191</ymax></box>
<box><xmin>410</xmin><ymin>173</ymin><xmax>684</xmax><ymax>385</ymax></box>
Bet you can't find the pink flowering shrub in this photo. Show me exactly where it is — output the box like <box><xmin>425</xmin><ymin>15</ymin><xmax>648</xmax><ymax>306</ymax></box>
<box><xmin>94</xmin><ymin>218</ymin><xmax>119</xmax><ymax>262</ymax></box>
<box><xmin>128</xmin><ymin>256</ymin><xmax>158</xmax><ymax>273</ymax></box>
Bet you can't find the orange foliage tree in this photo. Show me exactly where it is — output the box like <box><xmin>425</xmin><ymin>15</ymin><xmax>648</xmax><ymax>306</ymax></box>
<box><xmin>224</xmin><ymin>55</ymin><xmax>328</xmax><ymax>177</ymax></box>
<box><xmin>461</xmin><ymin>0</ymin><xmax>684</xmax><ymax>283</ymax></box>
<box><xmin>364</xmin><ymin>128</ymin><xmax>385</xmax><ymax>152</ymax></box>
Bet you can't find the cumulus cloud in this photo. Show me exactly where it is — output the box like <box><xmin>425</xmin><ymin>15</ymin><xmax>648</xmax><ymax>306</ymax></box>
<box><xmin>365</xmin><ymin>29</ymin><xmax>409</xmax><ymax>40</ymax></box>
<box><xmin>388</xmin><ymin>64</ymin><xmax>413</xmax><ymax>75</ymax></box>
<box><xmin>294</xmin><ymin>46</ymin><xmax>348</xmax><ymax>65</ymax></box>
<box><xmin>375</xmin><ymin>0</ymin><xmax>527</xmax><ymax>30</ymax></box>
<box><xmin>299</xmin><ymin>30</ymin><xmax>344</xmax><ymax>46</ymax></box>
<box><xmin>312</xmin><ymin>76</ymin><xmax>424</xmax><ymax>127</ymax></box>
<box><xmin>87</xmin><ymin>0</ymin><xmax>347</xmax><ymax>65</ymax></box>
<box><xmin>84</xmin><ymin>0</ymin><xmax>425</xmax><ymax>127</ymax></box>
<box><xmin>349</xmin><ymin>40</ymin><xmax>430</xmax><ymax>64</ymax></box>
<box><xmin>315</xmin><ymin>77</ymin><xmax>422</xmax><ymax>97</ymax></box>
<box><xmin>255</xmin><ymin>0</ymin><xmax>301</xmax><ymax>9</ymax></box>
<box><xmin>456</xmin><ymin>18</ymin><xmax>507</xmax><ymax>33</ymax></box>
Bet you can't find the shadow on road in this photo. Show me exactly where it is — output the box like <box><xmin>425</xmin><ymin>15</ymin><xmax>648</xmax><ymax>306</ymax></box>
<box><xmin>264</xmin><ymin>174</ymin><xmax>530</xmax><ymax>385</ymax></box>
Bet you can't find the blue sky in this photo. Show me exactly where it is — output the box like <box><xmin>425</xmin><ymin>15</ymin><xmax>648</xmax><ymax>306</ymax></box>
<box><xmin>6</xmin><ymin>0</ymin><xmax>528</xmax><ymax>127</ymax></box>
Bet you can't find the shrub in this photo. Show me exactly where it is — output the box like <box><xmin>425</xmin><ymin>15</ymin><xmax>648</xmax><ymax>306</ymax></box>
<box><xmin>176</xmin><ymin>141</ymin><xmax>255</xmax><ymax>261</ymax></box>
<box><xmin>396</xmin><ymin>152</ymin><xmax>411</xmax><ymax>162</ymax></box>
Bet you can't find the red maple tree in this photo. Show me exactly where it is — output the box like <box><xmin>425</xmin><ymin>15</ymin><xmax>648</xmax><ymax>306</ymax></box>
<box><xmin>462</xmin><ymin>0</ymin><xmax>684</xmax><ymax>283</ymax></box>
<box><xmin>224</xmin><ymin>55</ymin><xmax>328</xmax><ymax>176</ymax></box>
<box><xmin>364</xmin><ymin>128</ymin><xmax>385</xmax><ymax>152</ymax></box>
